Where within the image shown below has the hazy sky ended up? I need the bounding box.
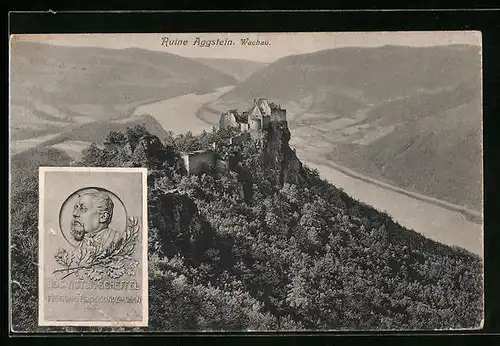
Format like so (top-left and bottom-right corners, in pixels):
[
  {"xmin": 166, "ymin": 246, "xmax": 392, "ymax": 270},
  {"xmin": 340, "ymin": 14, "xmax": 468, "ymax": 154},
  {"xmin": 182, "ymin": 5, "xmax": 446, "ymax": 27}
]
[{"xmin": 13, "ymin": 31, "xmax": 481, "ymax": 63}]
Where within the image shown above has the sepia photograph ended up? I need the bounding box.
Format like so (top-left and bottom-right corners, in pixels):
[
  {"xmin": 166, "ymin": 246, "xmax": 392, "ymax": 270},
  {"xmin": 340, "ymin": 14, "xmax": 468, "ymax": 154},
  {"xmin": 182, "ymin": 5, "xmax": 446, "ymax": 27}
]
[{"xmin": 9, "ymin": 31, "xmax": 483, "ymax": 332}]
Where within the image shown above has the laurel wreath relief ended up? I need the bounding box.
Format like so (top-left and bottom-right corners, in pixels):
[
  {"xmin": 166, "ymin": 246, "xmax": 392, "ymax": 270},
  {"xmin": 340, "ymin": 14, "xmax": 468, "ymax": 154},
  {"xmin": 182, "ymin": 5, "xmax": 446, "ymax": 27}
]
[{"xmin": 53, "ymin": 216, "xmax": 140, "ymax": 281}]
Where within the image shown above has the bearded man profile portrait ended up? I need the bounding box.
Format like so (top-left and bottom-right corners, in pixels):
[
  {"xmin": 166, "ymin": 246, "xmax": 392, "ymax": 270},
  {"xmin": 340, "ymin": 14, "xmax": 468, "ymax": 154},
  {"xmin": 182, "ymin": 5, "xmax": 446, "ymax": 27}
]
[{"xmin": 70, "ymin": 188, "xmax": 121, "ymax": 249}]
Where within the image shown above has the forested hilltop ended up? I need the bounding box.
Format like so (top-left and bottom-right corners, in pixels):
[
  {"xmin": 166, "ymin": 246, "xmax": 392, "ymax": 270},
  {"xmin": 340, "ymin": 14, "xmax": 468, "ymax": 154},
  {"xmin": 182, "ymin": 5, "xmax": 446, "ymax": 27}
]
[{"xmin": 10, "ymin": 119, "xmax": 483, "ymax": 331}]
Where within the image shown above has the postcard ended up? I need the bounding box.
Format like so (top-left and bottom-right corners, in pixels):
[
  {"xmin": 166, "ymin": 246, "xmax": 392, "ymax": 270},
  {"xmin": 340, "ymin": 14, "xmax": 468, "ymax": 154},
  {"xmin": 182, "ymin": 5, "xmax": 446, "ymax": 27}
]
[{"xmin": 9, "ymin": 32, "xmax": 483, "ymax": 332}]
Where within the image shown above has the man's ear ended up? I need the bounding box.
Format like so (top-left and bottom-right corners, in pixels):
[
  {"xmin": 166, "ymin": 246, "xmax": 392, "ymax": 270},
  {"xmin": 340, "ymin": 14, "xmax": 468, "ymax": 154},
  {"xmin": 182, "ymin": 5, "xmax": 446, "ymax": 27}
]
[{"xmin": 99, "ymin": 212, "xmax": 109, "ymax": 223}]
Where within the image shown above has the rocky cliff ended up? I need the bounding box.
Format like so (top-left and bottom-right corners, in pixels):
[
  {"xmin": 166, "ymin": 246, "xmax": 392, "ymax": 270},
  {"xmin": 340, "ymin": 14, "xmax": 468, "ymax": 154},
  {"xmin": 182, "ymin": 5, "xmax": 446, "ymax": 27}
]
[{"xmin": 260, "ymin": 120, "xmax": 304, "ymax": 186}]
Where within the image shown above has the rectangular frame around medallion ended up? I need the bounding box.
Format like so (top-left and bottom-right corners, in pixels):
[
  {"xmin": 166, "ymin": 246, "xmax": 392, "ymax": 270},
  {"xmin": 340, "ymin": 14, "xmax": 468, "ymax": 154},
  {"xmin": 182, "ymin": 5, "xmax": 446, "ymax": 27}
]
[{"xmin": 37, "ymin": 166, "xmax": 149, "ymax": 327}]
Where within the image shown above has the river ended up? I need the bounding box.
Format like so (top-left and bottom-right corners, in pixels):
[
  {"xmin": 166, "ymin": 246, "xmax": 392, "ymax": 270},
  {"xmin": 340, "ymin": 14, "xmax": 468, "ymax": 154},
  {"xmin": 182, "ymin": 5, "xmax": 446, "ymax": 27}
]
[
  {"xmin": 296, "ymin": 153, "xmax": 482, "ymax": 256},
  {"xmin": 132, "ymin": 86, "xmax": 483, "ymax": 257},
  {"xmin": 133, "ymin": 86, "xmax": 234, "ymax": 135}
]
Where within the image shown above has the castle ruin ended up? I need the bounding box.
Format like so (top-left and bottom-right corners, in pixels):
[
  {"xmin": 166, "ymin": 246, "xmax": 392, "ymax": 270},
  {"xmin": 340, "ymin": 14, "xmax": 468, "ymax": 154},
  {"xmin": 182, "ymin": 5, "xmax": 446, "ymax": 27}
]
[
  {"xmin": 181, "ymin": 149, "xmax": 216, "ymax": 175},
  {"xmin": 183, "ymin": 98, "xmax": 286, "ymax": 175},
  {"xmin": 219, "ymin": 98, "xmax": 287, "ymax": 133}
]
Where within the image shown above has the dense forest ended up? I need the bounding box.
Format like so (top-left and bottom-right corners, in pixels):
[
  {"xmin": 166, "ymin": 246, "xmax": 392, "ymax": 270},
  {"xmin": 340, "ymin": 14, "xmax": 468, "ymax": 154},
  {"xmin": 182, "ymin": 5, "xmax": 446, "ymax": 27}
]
[{"xmin": 10, "ymin": 120, "xmax": 483, "ymax": 331}]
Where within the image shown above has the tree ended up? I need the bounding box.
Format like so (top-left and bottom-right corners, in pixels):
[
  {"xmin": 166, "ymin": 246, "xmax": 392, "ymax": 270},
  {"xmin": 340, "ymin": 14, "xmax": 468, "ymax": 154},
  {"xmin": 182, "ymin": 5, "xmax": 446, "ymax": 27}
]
[
  {"xmin": 104, "ymin": 131, "xmax": 127, "ymax": 146},
  {"xmin": 125, "ymin": 124, "xmax": 149, "ymax": 148},
  {"xmin": 9, "ymin": 121, "xmax": 484, "ymax": 332},
  {"xmin": 78, "ymin": 143, "xmax": 106, "ymax": 166}
]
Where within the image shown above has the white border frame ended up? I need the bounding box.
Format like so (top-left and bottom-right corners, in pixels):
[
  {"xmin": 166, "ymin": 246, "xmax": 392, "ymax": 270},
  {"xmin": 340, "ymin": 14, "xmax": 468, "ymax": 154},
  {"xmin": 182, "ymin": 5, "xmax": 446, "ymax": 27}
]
[{"xmin": 38, "ymin": 166, "xmax": 148, "ymax": 327}]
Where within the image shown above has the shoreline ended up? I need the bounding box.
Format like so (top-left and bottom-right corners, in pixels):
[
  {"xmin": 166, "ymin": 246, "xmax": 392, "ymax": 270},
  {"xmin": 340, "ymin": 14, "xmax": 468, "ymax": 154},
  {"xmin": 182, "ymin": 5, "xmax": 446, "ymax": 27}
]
[
  {"xmin": 194, "ymin": 98, "xmax": 482, "ymax": 226},
  {"xmin": 298, "ymin": 153, "xmax": 483, "ymax": 225}
]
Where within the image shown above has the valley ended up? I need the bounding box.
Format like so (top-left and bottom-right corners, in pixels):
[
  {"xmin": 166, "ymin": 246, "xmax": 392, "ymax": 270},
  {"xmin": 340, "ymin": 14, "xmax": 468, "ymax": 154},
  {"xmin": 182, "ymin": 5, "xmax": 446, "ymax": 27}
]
[
  {"xmin": 9, "ymin": 42, "xmax": 483, "ymax": 256},
  {"xmin": 207, "ymin": 44, "xmax": 483, "ymax": 211},
  {"xmin": 122, "ymin": 87, "xmax": 483, "ymax": 256}
]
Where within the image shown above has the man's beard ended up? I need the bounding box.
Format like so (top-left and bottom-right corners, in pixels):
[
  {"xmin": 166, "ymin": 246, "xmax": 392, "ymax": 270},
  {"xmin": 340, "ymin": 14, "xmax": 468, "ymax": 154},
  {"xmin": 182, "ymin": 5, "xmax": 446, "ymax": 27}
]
[{"xmin": 70, "ymin": 220, "xmax": 85, "ymax": 241}]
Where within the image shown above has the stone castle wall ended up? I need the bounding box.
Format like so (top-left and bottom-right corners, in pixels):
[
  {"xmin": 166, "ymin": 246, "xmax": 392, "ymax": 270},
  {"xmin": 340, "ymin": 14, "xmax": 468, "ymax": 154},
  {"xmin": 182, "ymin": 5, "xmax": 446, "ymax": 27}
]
[
  {"xmin": 271, "ymin": 109, "xmax": 286, "ymax": 122},
  {"xmin": 219, "ymin": 99, "xmax": 287, "ymax": 133},
  {"xmin": 230, "ymin": 132, "xmax": 251, "ymax": 146},
  {"xmin": 220, "ymin": 112, "xmax": 238, "ymax": 128},
  {"xmin": 183, "ymin": 150, "xmax": 216, "ymax": 174}
]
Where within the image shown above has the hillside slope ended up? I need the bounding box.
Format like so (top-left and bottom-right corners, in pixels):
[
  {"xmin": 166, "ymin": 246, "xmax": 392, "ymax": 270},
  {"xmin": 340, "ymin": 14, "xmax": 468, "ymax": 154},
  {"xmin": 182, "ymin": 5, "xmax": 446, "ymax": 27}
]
[
  {"xmin": 331, "ymin": 97, "xmax": 482, "ymax": 209},
  {"xmin": 218, "ymin": 45, "xmax": 479, "ymax": 107},
  {"xmin": 204, "ymin": 45, "xmax": 482, "ymax": 210},
  {"xmin": 9, "ymin": 41, "xmax": 237, "ymax": 141},
  {"xmin": 10, "ymin": 121, "xmax": 483, "ymax": 331},
  {"xmin": 10, "ymin": 146, "xmax": 72, "ymax": 195},
  {"xmin": 40, "ymin": 114, "xmax": 170, "ymax": 147},
  {"xmin": 194, "ymin": 58, "xmax": 269, "ymax": 81}
]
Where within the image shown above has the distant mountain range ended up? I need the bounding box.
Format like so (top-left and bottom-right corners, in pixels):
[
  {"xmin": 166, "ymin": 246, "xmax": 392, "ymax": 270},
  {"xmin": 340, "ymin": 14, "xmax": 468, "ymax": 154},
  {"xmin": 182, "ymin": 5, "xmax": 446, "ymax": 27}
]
[
  {"xmin": 204, "ymin": 44, "xmax": 482, "ymax": 210},
  {"xmin": 216, "ymin": 44, "xmax": 480, "ymax": 108},
  {"xmin": 194, "ymin": 58, "xmax": 269, "ymax": 81},
  {"xmin": 10, "ymin": 41, "xmax": 236, "ymax": 141}
]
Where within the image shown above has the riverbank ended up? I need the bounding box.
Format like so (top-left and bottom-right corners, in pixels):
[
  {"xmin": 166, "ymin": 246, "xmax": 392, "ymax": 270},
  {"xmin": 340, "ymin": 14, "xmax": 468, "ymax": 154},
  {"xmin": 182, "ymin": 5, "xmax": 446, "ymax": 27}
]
[
  {"xmin": 299, "ymin": 153, "xmax": 482, "ymax": 224},
  {"xmin": 296, "ymin": 151, "xmax": 482, "ymax": 256}
]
